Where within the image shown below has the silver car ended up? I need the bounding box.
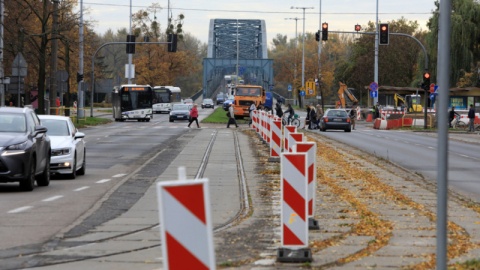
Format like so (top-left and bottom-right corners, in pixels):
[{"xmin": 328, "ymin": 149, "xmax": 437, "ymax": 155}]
[{"xmin": 38, "ymin": 115, "xmax": 86, "ymax": 179}]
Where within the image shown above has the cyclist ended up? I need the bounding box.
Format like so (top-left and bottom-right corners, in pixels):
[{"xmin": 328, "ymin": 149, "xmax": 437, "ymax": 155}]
[{"xmin": 284, "ymin": 104, "xmax": 295, "ymax": 125}]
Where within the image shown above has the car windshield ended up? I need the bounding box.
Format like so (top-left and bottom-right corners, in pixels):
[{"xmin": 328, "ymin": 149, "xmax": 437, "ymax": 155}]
[
  {"xmin": 41, "ymin": 119, "xmax": 70, "ymax": 136},
  {"xmin": 327, "ymin": 110, "xmax": 347, "ymax": 117},
  {"xmin": 184, "ymin": 99, "xmax": 193, "ymax": 103},
  {"xmin": 204, "ymin": 99, "xmax": 213, "ymax": 103},
  {"xmin": 0, "ymin": 113, "xmax": 26, "ymax": 133},
  {"xmin": 173, "ymin": 104, "xmax": 190, "ymax": 111}
]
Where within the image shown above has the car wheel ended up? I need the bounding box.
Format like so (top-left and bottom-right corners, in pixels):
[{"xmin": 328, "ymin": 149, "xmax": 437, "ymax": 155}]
[
  {"xmin": 77, "ymin": 149, "xmax": 86, "ymax": 176},
  {"xmin": 36, "ymin": 155, "xmax": 50, "ymax": 186},
  {"xmin": 20, "ymin": 157, "xmax": 36, "ymax": 191},
  {"xmin": 169, "ymin": 119, "xmax": 174, "ymax": 122},
  {"xmin": 68, "ymin": 154, "xmax": 77, "ymax": 179},
  {"xmin": 345, "ymin": 128, "xmax": 351, "ymax": 132}
]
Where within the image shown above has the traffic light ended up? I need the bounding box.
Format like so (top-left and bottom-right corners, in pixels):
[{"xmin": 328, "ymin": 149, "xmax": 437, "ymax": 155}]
[
  {"xmin": 321, "ymin": 22, "xmax": 328, "ymax": 41},
  {"xmin": 379, "ymin": 23, "xmax": 389, "ymax": 45},
  {"xmin": 167, "ymin": 33, "xmax": 178, "ymax": 53},
  {"xmin": 355, "ymin": 24, "xmax": 361, "ymax": 32},
  {"xmin": 423, "ymin": 72, "xmax": 431, "ymax": 90},
  {"xmin": 76, "ymin": 72, "xmax": 84, "ymax": 83},
  {"xmin": 126, "ymin": 34, "xmax": 136, "ymax": 54},
  {"xmin": 315, "ymin": 30, "xmax": 320, "ymax": 41}
]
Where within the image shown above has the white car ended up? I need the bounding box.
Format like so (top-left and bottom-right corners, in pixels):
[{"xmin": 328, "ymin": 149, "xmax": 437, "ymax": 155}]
[{"xmin": 38, "ymin": 115, "xmax": 86, "ymax": 179}]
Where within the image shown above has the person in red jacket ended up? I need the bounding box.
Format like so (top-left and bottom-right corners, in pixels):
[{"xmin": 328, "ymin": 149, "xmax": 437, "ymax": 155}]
[{"xmin": 188, "ymin": 103, "xmax": 200, "ymax": 128}]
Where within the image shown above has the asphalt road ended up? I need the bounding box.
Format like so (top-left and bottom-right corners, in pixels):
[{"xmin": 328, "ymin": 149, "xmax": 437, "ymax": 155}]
[{"xmin": 0, "ymin": 110, "xmax": 207, "ymax": 256}]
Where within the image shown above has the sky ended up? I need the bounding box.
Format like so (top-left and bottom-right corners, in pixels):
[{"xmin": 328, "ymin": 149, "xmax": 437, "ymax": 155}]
[{"xmin": 82, "ymin": 0, "xmax": 437, "ymax": 45}]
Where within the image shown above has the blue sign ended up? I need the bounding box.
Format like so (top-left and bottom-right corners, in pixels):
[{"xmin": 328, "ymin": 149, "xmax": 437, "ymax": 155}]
[
  {"xmin": 370, "ymin": 90, "xmax": 378, "ymax": 98},
  {"xmin": 288, "ymin": 84, "xmax": 292, "ymax": 92},
  {"xmin": 300, "ymin": 90, "xmax": 306, "ymax": 96},
  {"xmin": 369, "ymin": 82, "xmax": 378, "ymax": 92},
  {"xmin": 269, "ymin": 85, "xmax": 273, "ymax": 91}
]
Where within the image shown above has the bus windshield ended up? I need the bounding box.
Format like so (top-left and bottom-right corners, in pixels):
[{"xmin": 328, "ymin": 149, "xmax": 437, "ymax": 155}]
[
  {"xmin": 121, "ymin": 86, "xmax": 153, "ymax": 110},
  {"xmin": 153, "ymin": 89, "xmax": 172, "ymax": 104},
  {"xmin": 236, "ymin": 87, "xmax": 261, "ymax": 97}
]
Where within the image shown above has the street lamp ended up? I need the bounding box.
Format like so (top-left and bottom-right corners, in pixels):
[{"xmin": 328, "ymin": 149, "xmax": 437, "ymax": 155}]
[
  {"xmin": 291, "ymin": 6, "xmax": 313, "ymax": 108},
  {"xmin": 317, "ymin": 0, "xmax": 323, "ymax": 110},
  {"xmin": 285, "ymin": 17, "xmax": 303, "ymax": 103}
]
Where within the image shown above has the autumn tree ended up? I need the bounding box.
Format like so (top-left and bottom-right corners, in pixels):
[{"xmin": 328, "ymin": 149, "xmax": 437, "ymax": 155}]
[{"xmin": 427, "ymin": 0, "xmax": 480, "ymax": 87}]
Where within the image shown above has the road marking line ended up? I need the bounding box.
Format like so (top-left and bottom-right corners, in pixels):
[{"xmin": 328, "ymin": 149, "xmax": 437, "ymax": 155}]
[
  {"xmin": 8, "ymin": 206, "xmax": 33, "ymax": 214},
  {"xmin": 42, "ymin": 195, "xmax": 64, "ymax": 202},
  {"xmin": 74, "ymin": 186, "xmax": 90, "ymax": 191},
  {"xmin": 96, "ymin": 179, "xmax": 111, "ymax": 183},
  {"xmin": 112, "ymin": 174, "xmax": 126, "ymax": 178},
  {"xmin": 428, "ymin": 146, "xmax": 435, "ymax": 149},
  {"xmin": 459, "ymin": 154, "xmax": 470, "ymax": 158}
]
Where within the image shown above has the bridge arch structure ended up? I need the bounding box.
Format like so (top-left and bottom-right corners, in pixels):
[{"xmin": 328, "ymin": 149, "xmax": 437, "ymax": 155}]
[{"xmin": 202, "ymin": 19, "xmax": 274, "ymax": 98}]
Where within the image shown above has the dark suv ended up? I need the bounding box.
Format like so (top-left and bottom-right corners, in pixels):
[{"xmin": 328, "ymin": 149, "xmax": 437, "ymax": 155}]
[{"xmin": 0, "ymin": 107, "xmax": 51, "ymax": 191}]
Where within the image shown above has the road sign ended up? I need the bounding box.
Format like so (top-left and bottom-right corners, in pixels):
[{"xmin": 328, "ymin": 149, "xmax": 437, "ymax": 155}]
[
  {"xmin": 429, "ymin": 83, "xmax": 435, "ymax": 93},
  {"xmin": 370, "ymin": 90, "xmax": 378, "ymax": 98},
  {"xmin": 305, "ymin": 80, "xmax": 315, "ymax": 96},
  {"xmin": 300, "ymin": 90, "xmax": 306, "ymax": 96},
  {"xmin": 369, "ymin": 82, "xmax": 378, "ymax": 92},
  {"xmin": 288, "ymin": 84, "xmax": 292, "ymax": 92}
]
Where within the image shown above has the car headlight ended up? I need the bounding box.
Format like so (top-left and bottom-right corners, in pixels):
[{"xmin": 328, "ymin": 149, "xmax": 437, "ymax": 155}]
[
  {"xmin": 52, "ymin": 148, "xmax": 71, "ymax": 156},
  {"xmin": 6, "ymin": 141, "xmax": 28, "ymax": 151}
]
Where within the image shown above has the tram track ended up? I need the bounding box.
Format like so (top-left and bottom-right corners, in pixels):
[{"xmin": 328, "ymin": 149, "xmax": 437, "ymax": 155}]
[{"xmin": 2, "ymin": 129, "xmax": 251, "ymax": 269}]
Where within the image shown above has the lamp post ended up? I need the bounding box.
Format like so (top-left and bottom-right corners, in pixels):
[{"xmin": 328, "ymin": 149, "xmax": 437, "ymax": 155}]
[
  {"xmin": 127, "ymin": 0, "xmax": 133, "ymax": 84},
  {"xmin": 374, "ymin": 0, "xmax": 379, "ymax": 105},
  {"xmin": 291, "ymin": 6, "xmax": 313, "ymax": 108},
  {"xmin": 285, "ymin": 17, "xmax": 303, "ymax": 104}
]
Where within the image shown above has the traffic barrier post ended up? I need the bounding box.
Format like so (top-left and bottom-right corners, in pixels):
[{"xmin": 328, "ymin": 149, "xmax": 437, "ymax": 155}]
[
  {"xmin": 288, "ymin": 132, "xmax": 304, "ymax": 153},
  {"xmin": 157, "ymin": 174, "xmax": 216, "ymax": 270},
  {"xmin": 296, "ymin": 142, "xmax": 319, "ymax": 230},
  {"xmin": 269, "ymin": 119, "xmax": 282, "ymax": 162},
  {"xmin": 277, "ymin": 152, "xmax": 312, "ymax": 263},
  {"xmin": 283, "ymin": 125, "xmax": 297, "ymax": 153}
]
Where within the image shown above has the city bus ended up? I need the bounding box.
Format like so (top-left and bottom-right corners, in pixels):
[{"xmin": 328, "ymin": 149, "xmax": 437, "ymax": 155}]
[
  {"xmin": 152, "ymin": 86, "xmax": 173, "ymax": 113},
  {"xmin": 112, "ymin": 84, "xmax": 154, "ymax": 122}
]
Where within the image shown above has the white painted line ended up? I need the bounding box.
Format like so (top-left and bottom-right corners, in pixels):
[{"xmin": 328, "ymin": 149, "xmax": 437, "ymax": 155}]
[
  {"xmin": 112, "ymin": 174, "xmax": 126, "ymax": 178},
  {"xmin": 96, "ymin": 179, "xmax": 111, "ymax": 184},
  {"xmin": 8, "ymin": 206, "xmax": 33, "ymax": 214},
  {"xmin": 42, "ymin": 195, "xmax": 64, "ymax": 202},
  {"xmin": 74, "ymin": 186, "xmax": 90, "ymax": 191},
  {"xmin": 428, "ymin": 146, "xmax": 435, "ymax": 149},
  {"xmin": 459, "ymin": 154, "xmax": 470, "ymax": 158}
]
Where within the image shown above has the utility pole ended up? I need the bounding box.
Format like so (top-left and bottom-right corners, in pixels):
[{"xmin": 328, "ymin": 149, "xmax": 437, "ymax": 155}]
[
  {"xmin": 373, "ymin": 0, "xmax": 379, "ymax": 105},
  {"xmin": 49, "ymin": 0, "xmax": 59, "ymax": 114},
  {"xmin": 78, "ymin": 0, "xmax": 84, "ymax": 118},
  {"xmin": 0, "ymin": 0, "xmax": 4, "ymax": 106},
  {"xmin": 317, "ymin": 0, "xmax": 323, "ymax": 110},
  {"xmin": 285, "ymin": 17, "xmax": 302, "ymax": 105}
]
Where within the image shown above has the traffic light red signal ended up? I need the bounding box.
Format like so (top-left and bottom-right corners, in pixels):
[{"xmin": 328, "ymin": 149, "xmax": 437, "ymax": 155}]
[
  {"xmin": 321, "ymin": 22, "xmax": 328, "ymax": 41},
  {"xmin": 355, "ymin": 24, "xmax": 361, "ymax": 32},
  {"xmin": 423, "ymin": 72, "xmax": 431, "ymax": 89},
  {"xmin": 379, "ymin": 23, "xmax": 389, "ymax": 45}
]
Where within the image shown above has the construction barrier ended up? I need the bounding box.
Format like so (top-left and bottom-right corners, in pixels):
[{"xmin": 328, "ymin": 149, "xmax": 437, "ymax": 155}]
[
  {"xmin": 266, "ymin": 113, "xmax": 272, "ymax": 144},
  {"xmin": 296, "ymin": 142, "xmax": 318, "ymax": 230},
  {"xmin": 366, "ymin": 113, "xmax": 373, "ymax": 122},
  {"xmin": 157, "ymin": 178, "xmax": 216, "ymax": 270},
  {"xmin": 278, "ymin": 152, "xmax": 312, "ymax": 262},
  {"xmin": 283, "ymin": 125, "xmax": 297, "ymax": 153},
  {"xmin": 288, "ymin": 132, "xmax": 304, "ymax": 153},
  {"xmin": 270, "ymin": 119, "xmax": 282, "ymax": 159},
  {"xmin": 252, "ymin": 109, "xmax": 258, "ymax": 131}
]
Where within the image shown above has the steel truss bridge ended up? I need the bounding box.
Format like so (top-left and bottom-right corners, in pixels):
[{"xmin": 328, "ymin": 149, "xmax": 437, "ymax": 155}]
[{"xmin": 202, "ymin": 19, "xmax": 273, "ymax": 98}]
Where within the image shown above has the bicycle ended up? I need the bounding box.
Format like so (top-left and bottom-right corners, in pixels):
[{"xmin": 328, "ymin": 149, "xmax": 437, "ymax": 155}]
[
  {"xmin": 451, "ymin": 117, "xmax": 467, "ymax": 130},
  {"xmin": 282, "ymin": 114, "xmax": 301, "ymax": 127}
]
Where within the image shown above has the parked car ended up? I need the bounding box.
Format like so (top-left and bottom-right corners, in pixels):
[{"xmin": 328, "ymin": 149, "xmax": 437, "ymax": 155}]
[
  {"xmin": 38, "ymin": 115, "xmax": 86, "ymax": 179},
  {"xmin": 0, "ymin": 107, "xmax": 51, "ymax": 191},
  {"xmin": 202, "ymin": 98, "xmax": 214, "ymax": 109},
  {"xmin": 169, "ymin": 104, "xmax": 193, "ymax": 122},
  {"xmin": 319, "ymin": 109, "xmax": 352, "ymax": 132},
  {"xmin": 216, "ymin": 93, "xmax": 226, "ymax": 105}
]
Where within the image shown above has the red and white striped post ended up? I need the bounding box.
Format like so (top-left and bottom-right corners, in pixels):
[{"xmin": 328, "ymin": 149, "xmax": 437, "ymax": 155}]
[
  {"xmin": 283, "ymin": 125, "xmax": 297, "ymax": 153},
  {"xmin": 266, "ymin": 113, "xmax": 272, "ymax": 144},
  {"xmin": 288, "ymin": 132, "xmax": 304, "ymax": 152},
  {"xmin": 252, "ymin": 110, "xmax": 258, "ymax": 131},
  {"xmin": 269, "ymin": 118, "xmax": 282, "ymax": 161},
  {"xmin": 157, "ymin": 179, "xmax": 216, "ymax": 270},
  {"xmin": 277, "ymin": 152, "xmax": 312, "ymax": 262},
  {"xmin": 296, "ymin": 142, "xmax": 319, "ymax": 230}
]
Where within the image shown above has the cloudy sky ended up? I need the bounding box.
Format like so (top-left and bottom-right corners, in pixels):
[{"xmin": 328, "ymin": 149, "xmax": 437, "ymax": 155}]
[{"xmin": 83, "ymin": 0, "xmax": 437, "ymax": 45}]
